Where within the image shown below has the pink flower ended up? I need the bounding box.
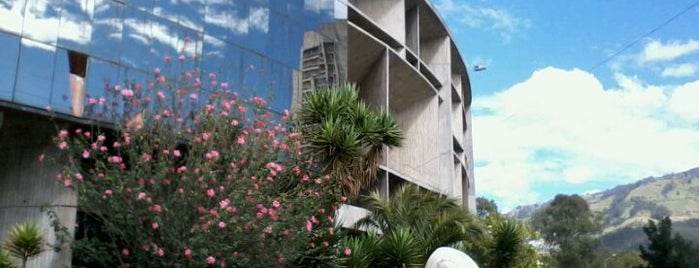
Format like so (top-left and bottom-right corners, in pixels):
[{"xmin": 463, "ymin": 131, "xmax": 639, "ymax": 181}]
[
  {"xmin": 219, "ymin": 199, "xmax": 230, "ymax": 208},
  {"xmin": 81, "ymin": 150, "xmax": 90, "ymax": 159},
  {"xmin": 344, "ymin": 248, "xmax": 352, "ymax": 256},
  {"xmin": 97, "ymin": 135, "xmax": 106, "ymax": 142},
  {"xmin": 152, "ymin": 204, "xmax": 162, "ymax": 213},
  {"xmin": 206, "ymin": 188, "xmax": 215, "ymax": 197},
  {"xmin": 174, "ymin": 150, "xmax": 181, "ymax": 157},
  {"xmin": 120, "ymin": 89, "xmax": 134, "ymax": 97},
  {"xmin": 205, "ymin": 150, "xmax": 219, "ymax": 160},
  {"xmin": 137, "ymin": 192, "xmax": 147, "ymax": 200},
  {"xmin": 236, "ymin": 136, "xmax": 245, "ymax": 145},
  {"xmin": 178, "ymin": 54, "xmax": 185, "ymax": 61},
  {"xmin": 64, "ymin": 179, "xmax": 72, "ymax": 187},
  {"xmin": 272, "ymin": 200, "xmax": 281, "ymax": 208},
  {"xmin": 58, "ymin": 129, "xmax": 68, "ymax": 139},
  {"xmin": 105, "ymin": 189, "xmax": 113, "ymax": 196},
  {"xmin": 184, "ymin": 248, "xmax": 192, "ymax": 258},
  {"xmin": 151, "ymin": 221, "xmax": 159, "ymax": 229},
  {"xmin": 114, "ymin": 85, "xmax": 121, "ymax": 91},
  {"xmin": 75, "ymin": 173, "xmax": 83, "ymax": 181},
  {"xmin": 218, "ymin": 221, "xmax": 226, "ymax": 228},
  {"xmin": 189, "ymin": 93, "xmax": 198, "ymax": 99},
  {"xmin": 122, "ymin": 249, "xmax": 130, "ymax": 256},
  {"xmin": 45, "ymin": 106, "xmax": 52, "ymax": 112},
  {"xmin": 305, "ymin": 220, "xmax": 312, "ymax": 233},
  {"xmin": 206, "ymin": 256, "xmax": 216, "ymax": 265},
  {"xmin": 58, "ymin": 141, "xmax": 68, "ymax": 150},
  {"xmin": 154, "ymin": 67, "xmax": 161, "ymax": 74},
  {"xmin": 156, "ymin": 248, "xmax": 164, "ymax": 257},
  {"xmin": 157, "ymin": 91, "xmax": 166, "ymax": 99},
  {"xmin": 231, "ymin": 119, "xmax": 239, "ymax": 126},
  {"xmin": 202, "ymin": 132, "xmax": 211, "ymax": 141},
  {"xmin": 141, "ymin": 153, "xmax": 152, "ymax": 161},
  {"xmin": 164, "ymin": 56, "xmax": 171, "ymax": 63},
  {"xmin": 38, "ymin": 154, "xmax": 45, "ymax": 162},
  {"xmin": 322, "ymin": 241, "xmax": 329, "ymax": 247}
]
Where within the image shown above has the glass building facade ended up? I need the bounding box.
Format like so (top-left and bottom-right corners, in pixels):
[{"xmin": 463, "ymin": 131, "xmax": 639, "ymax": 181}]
[{"xmin": 0, "ymin": 0, "xmax": 348, "ymax": 117}]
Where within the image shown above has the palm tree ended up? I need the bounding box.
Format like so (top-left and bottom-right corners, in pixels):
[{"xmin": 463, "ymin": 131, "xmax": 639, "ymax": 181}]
[
  {"xmin": 339, "ymin": 185, "xmax": 485, "ymax": 267},
  {"xmin": 488, "ymin": 219, "xmax": 525, "ymax": 268},
  {"xmin": 3, "ymin": 221, "xmax": 45, "ymax": 268},
  {"xmin": 296, "ymin": 83, "xmax": 403, "ymax": 199}
]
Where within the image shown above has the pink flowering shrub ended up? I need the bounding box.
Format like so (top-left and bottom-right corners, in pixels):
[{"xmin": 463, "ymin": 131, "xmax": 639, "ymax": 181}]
[{"xmin": 46, "ymin": 57, "xmax": 344, "ymax": 267}]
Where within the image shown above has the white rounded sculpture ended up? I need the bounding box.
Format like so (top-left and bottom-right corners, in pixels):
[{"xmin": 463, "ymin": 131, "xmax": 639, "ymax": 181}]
[{"xmin": 425, "ymin": 247, "xmax": 480, "ymax": 268}]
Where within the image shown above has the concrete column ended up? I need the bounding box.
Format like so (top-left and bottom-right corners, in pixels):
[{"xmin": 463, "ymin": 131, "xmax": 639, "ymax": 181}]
[{"xmin": 0, "ymin": 110, "xmax": 76, "ymax": 268}]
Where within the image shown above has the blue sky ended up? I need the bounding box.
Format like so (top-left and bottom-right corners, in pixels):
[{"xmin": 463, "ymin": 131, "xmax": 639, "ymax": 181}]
[{"xmin": 433, "ymin": 0, "xmax": 699, "ymax": 211}]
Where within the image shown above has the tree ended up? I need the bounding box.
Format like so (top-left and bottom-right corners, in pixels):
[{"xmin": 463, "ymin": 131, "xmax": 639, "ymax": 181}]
[
  {"xmin": 296, "ymin": 84, "xmax": 403, "ymax": 199},
  {"xmin": 337, "ymin": 185, "xmax": 485, "ymax": 267},
  {"xmin": 476, "ymin": 197, "xmax": 498, "ymax": 218},
  {"xmin": 639, "ymin": 217, "xmax": 699, "ymax": 268},
  {"xmin": 46, "ymin": 56, "xmax": 345, "ymax": 267},
  {"xmin": 531, "ymin": 194, "xmax": 600, "ymax": 268},
  {"xmin": 3, "ymin": 221, "xmax": 45, "ymax": 268}
]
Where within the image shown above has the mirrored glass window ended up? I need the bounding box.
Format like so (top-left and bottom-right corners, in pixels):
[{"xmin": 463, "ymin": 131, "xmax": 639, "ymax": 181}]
[
  {"xmin": 23, "ymin": 0, "xmax": 61, "ymax": 44},
  {"xmin": 152, "ymin": 0, "xmax": 178, "ymax": 24},
  {"xmin": 148, "ymin": 14, "xmax": 180, "ymax": 69},
  {"xmin": 202, "ymin": 36, "xmax": 242, "ymax": 92},
  {"xmin": 245, "ymin": 2, "xmax": 271, "ymax": 55},
  {"xmin": 266, "ymin": 62, "xmax": 292, "ymax": 112},
  {"xmin": 0, "ymin": 0, "xmax": 26, "ymax": 34},
  {"xmin": 179, "ymin": 0, "xmax": 204, "ymax": 31},
  {"xmin": 85, "ymin": 57, "xmax": 120, "ymax": 119},
  {"xmin": 121, "ymin": 7, "xmax": 152, "ymax": 70},
  {"xmin": 57, "ymin": 0, "xmax": 94, "ymax": 52},
  {"xmin": 203, "ymin": 0, "xmax": 236, "ymax": 43},
  {"xmin": 50, "ymin": 49, "xmax": 73, "ymax": 114},
  {"xmin": 128, "ymin": 0, "xmax": 153, "ymax": 12},
  {"xmin": 91, "ymin": 0, "xmax": 123, "ymax": 62},
  {"xmin": 0, "ymin": 32, "xmax": 20, "ymax": 100},
  {"xmin": 15, "ymin": 38, "xmax": 56, "ymax": 108}
]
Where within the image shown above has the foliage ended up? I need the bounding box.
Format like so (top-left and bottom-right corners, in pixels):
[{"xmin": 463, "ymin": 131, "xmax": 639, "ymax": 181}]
[
  {"xmin": 468, "ymin": 215, "xmax": 539, "ymax": 268},
  {"xmin": 0, "ymin": 249, "xmax": 15, "ymax": 268},
  {"xmin": 3, "ymin": 221, "xmax": 45, "ymax": 268},
  {"xmin": 531, "ymin": 194, "xmax": 601, "ymax": 268},
  {"xmin": 476, "ymin": 197, "xmax": 498, "ymax": 218},
  {"xmin": 639, "ymin": 217, "xmax": 699, "ymax": 268},
  {"xmin": 337, "ymin": 185, "xmax": 485, "ymax": 267},
  {"xmin": 296, "ymin": 83, "xmax": 403, "ymax": 199},
  {"xmin": 45, "ymin": 57, "xmax": 346, "ymax": 267},
  {"xmin": 604, "ymin": 251, "xmax": 646, "ymax": 268}
]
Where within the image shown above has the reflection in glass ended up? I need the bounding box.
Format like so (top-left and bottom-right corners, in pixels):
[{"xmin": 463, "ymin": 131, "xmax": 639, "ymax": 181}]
[
  {"xmin": 57, "ymin": 0, "xmax": 95, "ymax": 52},
  {"xmin": 50, "ymin": 49, "xmax": 72, "ymax": 114},
  {"xmin": 0, "ymin": 0, "xmax": 26, "ymax": 34},
  {"xmin": 86, "ymin": 58, "xmax": 120, "ymax": 119},
  {"xmin": 122, "ymin": 8, "xmax": 151, "ymax": 70},
  {"xmin": 23, "ymin": 0, "xmax": 61, "ymax": 44},
  {"xmin": 148, "ymin": 14, "xmax": 180, "ymax": 68},
  {"xmin": 0, "ymin": 32, "xmax": 20, "ymax": 100},
  {"xmin": 15, "ymin": 38, "xmax": 56, "ymax": 108},
  {"xmin": 179, "ymin": 0, "xmax": 204, "ymax": 31},
  {"xmin": 91, "ymin": 0, "xmax": 123, "ymax": 61}
]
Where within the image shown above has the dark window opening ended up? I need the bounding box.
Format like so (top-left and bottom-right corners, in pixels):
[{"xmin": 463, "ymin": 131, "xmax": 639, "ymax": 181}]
[{"xmin": 68, "ymin": 50, "xmax": 88, "ymax": 77}]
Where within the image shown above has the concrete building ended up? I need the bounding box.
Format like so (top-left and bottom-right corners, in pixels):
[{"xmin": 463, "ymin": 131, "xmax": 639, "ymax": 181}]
[{"xmin": 0, "ymin": 0, "xmax": 473, "ymax": 266}]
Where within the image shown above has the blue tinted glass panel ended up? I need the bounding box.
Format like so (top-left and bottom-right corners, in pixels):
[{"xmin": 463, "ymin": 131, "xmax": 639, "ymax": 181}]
[
  {"xmin": 91, "ymin": 0, "xmax": 123, "ymax": 61},
  {"xmin": 0, "ymin": 0, "xmax": 26, "ymax": 34},
  {"xmin": 121, "ymin": 7, "xmax": 151, "ymax": 70},
  {"xmin": 240, "ymin": 50, "xmax": 271, "ymax": 98},
  {"xmin": 267, "ymin": 62, "xmax": 292, "ymax": 112},
  {"xmin": 203, "ymin": 1, "xmax": 235, "ymax": 43},
  {"xmin": 85, "ymin": 57, "xmax": 120, "ymax": 119},
  {"xmin": 15, "ymin": 38, "xmax": 56, "ymax": 108},
  {"xmin": 0, "ymin": 32, "xmax": 20, "ymax": 100},
  {"xmin": 50, "ymin": 49, "xmax": 72, "ymax": 114},
  {"xmin": 179, "ymin": 0, "xmax": 204, "ymax": 31},
  {"xmin": 202, "ymin": 36, "xmax": 242, "ymax": 92},
  {"xmin": 23, "ymin": 0, "xmax": 61, "ymax": 44},
  {"xmin": 57, "ymin": 0, "xmax": 94, "ymax": 52},
  {"xmin": 245, "ymin": 3, "xmax": 270, "ymax": 55},
  {"xmin": 152, "ymin": 0, "xmax": 178, "ymax": 24},
  {"xmin": 128, "ymin": 0, "xmax": 153, "ymax": 12},
  {"xmin": 148, "ymin": 14, "xmax": 179, "ymax": 69}
]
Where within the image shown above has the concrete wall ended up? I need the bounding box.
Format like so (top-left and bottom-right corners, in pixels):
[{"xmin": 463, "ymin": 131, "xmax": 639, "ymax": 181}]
[{"xmin": 0, "ymin": 109, "xmax": 76, "ymax": 268}]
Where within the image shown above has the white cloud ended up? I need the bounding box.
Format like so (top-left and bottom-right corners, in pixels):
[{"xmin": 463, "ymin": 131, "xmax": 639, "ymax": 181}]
[
  {"xmin": 434, "ymin": 0, "xmax": 531, "ymax": 43},
  {"xmin": 474, "ymin": 67, "xmax": 699, "ymax": 211},
  {"xmin": 641, "ymin": 39, "xmax": 699, "ymax": 63},
  {"xmin": 661, "ymin": 63, "xmax": 698, "ymax": 78}
]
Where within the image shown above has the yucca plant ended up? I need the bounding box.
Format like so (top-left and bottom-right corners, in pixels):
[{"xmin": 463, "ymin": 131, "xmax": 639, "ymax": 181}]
[
  {"xmin": 489, "ymin": 219, "xmax": 524, "ymax": 268},
  {"xmin": 0, "ymin": 248, "xmax": 16, "ymax": 268},
  {"xmin": 4, "ymin": 221, "xmax": 45, "ymax": 268}
]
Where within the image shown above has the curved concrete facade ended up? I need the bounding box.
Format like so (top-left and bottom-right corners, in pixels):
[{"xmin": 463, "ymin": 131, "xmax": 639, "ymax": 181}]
[{"xmin": 342, "ymin": 0, "xmax": 475, "ymax": 212}]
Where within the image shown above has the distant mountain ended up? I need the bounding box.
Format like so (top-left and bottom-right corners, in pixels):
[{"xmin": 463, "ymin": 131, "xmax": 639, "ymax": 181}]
[{"xmin": 510, "ymin": 167, "xmax": 699, "ymax": 251}]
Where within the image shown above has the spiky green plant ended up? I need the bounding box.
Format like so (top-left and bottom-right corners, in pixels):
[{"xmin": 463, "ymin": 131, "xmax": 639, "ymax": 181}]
[
  {"xmin": 339, "ymin": 185, "xmax": 486, "ymax": 267},
  {"xmin": 0, "ymin": 248, "xmax": 16, "ymax": 268},
  {"xmin": 489, "ymin": 219, "xmax": 524, "ymax": 268},
  {"xmin": 3, "ymin": 221, "xmax": 44, "ymax": 268},
  {"xmin": 297, "ymin": 83, "xmax": 403, "ymax": 199}
]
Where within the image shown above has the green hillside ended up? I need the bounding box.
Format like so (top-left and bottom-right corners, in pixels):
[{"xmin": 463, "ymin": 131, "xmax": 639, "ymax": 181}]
[{"xmin": 511, "ymin": 167, "xmax": 699, "ymax": 251}]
